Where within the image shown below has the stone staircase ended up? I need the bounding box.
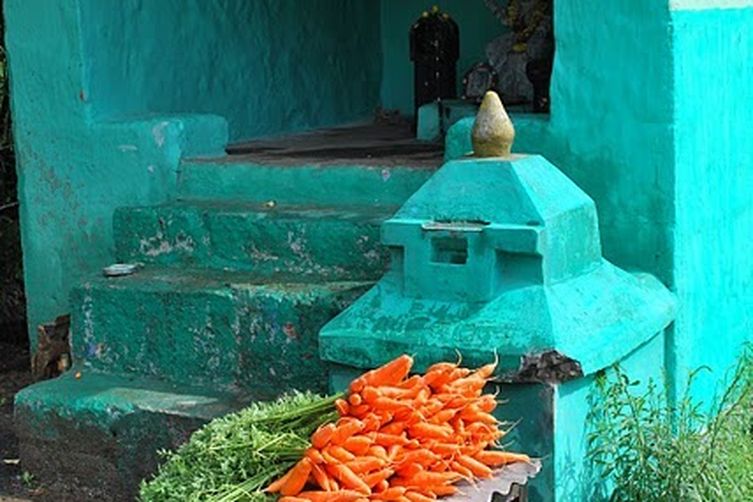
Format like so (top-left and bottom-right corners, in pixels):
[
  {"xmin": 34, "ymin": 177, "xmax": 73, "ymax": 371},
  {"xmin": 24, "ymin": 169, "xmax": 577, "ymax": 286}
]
[{"xmin": 14, "ymin": 151, "xmax": 436, "ymax": 500}]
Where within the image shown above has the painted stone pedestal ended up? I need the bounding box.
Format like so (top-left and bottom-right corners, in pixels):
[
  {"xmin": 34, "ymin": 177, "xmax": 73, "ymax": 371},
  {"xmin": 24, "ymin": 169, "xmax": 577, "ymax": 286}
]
[{"xmin": 320, "ymin": 155, "xmax": 675, "ymax": 501}]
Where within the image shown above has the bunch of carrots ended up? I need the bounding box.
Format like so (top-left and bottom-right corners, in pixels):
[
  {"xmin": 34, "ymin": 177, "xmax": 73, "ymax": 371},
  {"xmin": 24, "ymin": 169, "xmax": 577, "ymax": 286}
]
[{"xmin": 266, "ymin": 354, "xmax": 531, "ymax": 501}]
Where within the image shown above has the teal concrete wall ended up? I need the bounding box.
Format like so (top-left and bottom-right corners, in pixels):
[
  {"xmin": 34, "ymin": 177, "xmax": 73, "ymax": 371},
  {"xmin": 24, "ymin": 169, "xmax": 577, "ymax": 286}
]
[
  {"xmin": 80, "ymin": 0, "xmax": 382, "ymax": 142},
  {"xmin": 447, "ymin": 1, "xmax": 675, "ymax": 284},
  {"xmin": 380, "ymin": 1, "xmax": 508, "ymax": 115},
  {"xmin": 670, "ymin": 5, "xmax": 753, "ymax": 401},
  {"xmin": 5, "ymin": 0, "xmax": 227, "ymax": 348}
]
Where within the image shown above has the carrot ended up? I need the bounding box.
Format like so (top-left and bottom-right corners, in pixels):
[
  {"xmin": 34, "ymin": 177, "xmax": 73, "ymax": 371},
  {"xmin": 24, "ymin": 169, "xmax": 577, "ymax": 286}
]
[
  {"xmin": 375, "ymin": 432, "xmax": 411, "ymax": 446},
  {"xmin": 450, "ymin": 461, "xmax": 473, "ymax": 480},
  {"xmin": 348, "ymin": 393, "xmax": 363, "ymax": 406},
  {"xmin": 335, "ymin": 398, "xmax": 350, "ymax": 416},
  {"xmin": 456, "ymin": 454, "xmax": 493, "ymax": 479},
  {"xmin": 311, "ymin": 462, "xmax": 331, "ymax": 491},
  {"xmin": 346, "ymin": 456, "xmax": 385, "ymax": 474},
  {"xmin": 279, "ymin": 497, "xmax": 309, "ymax": 502},
  {"xmin": 363, "ymin": 468, "xmax": 394, "ymax": 488},
  {"xmin": 428, "ymin": 442, "xmax": 461, "ymax": 456},
  {"xmin": 362, "ymin": 413, "xmax": 384, "ymax": 432},
  {"xmin": 369, "ymin": 445, "xmax": 389, "ymax": 460},
  {"xmin": 405, "ymin": 491, "xmax": 436, "ymax": 502},
  {"xmin": 394, "ymin": 449, "xmax": 439, "ymax": 467},
  {"xmin": 297, "ymin": 490, "xmax": 365, "ymax": 501},
  {"xmin": 428, "ymin": 484, "xmax": 459, "ymax": 496},
  {"xmin": 380, "ymin": 421, "xmax": 406, "ymax": 435},
  {"xmin": 327, "ymin": 445, "xmax": 357, "ymax": 462},
  {"xmin": 349, "ymin": 404, "xmax": 371, "ymax": 418},
  {"xmin": 476, "ymin": 394, "xmax": 498, "ymax": 413},
  {"xmin": 475, "ymin": 450, "xmax": 532, "ymax": 466},
  {"xmin": 264, "ymin": 466, "xmax": 292, "ymax": 493},
  {"xmin": 325, "ymin": 463, "xmax": 372, "ymax": 495},
  {"xmin": 305, "ymin": 447, "xmax": 325, "ymax": 464},
  {"xmin": 398, "ymin": 375, "xmax": 423, "ymax": 389},
  {"xmin": 372, "ymin": 396, "xmax": 411, "ymax": 413},
  {"xmin": 408, "ymin": 423, "xmax": 453, "ymax": 440},
  {"xmin": 371, "ymin": 486, "xmax": 407, "ymax": 500},
  {"xmin": 311, "ymin": 423, "xmax": 336, "ymax": 449},
  {"xmin": 331, "ymin": 419, "xmax": 365, "ymax": 444},
  {"xmin": 428, "ymin": 408, "xmax": 457, "ymax": 424},
  {"xmin": 460, "ymin": 406, "xmax": 498, "ymax": 424},
  {"xmin": 342, "ymin": 435, "xmax": 372, "ymax": 455},
  {"xmin": 349, "ymin": 355, "xmax": 414, "ymax": 393},
  {"xmin": 396, "ymin": 463, "xmax": 424, "ymax": 478},
  {"xmin": 401, "ymin": 471, "xmax": 461, "ymax": 486},
  {"xmin": 279, "ymin": 458, "xmax": 313, "ymax": 496},
  {"xmin": 375, "ymin": 479, "xmax": 390, "ymax": 493}
]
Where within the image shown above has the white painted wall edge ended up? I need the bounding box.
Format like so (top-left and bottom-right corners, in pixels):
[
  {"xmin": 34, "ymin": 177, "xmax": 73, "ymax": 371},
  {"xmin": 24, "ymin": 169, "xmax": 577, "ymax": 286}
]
[{"xmin": 670, "ymin": 0, "xmax": 753, "ymax": 10}]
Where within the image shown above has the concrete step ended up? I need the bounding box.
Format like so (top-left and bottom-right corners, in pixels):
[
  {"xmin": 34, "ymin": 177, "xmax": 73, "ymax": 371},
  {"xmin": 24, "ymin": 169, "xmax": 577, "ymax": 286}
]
[
  {"xmin": 114, "ymin": 200, "xmax": 394, "ymax": 281},
  {"xmin": 14, "ymin": 370, "xmax": 249, "ymax": 502},
  {"xmin": 71, "ymin": 267, "xmax": 371, "ymax": 397},
  {"xmin": 178, "ymin": 158, "xmax": 434, "ymax": 206}
]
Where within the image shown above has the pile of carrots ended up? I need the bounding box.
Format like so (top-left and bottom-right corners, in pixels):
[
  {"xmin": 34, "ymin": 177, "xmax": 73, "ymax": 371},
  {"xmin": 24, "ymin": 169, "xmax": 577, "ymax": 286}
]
[{"xmin": 266, "ymin": 354, "xmax": 531, "ymax": 501}]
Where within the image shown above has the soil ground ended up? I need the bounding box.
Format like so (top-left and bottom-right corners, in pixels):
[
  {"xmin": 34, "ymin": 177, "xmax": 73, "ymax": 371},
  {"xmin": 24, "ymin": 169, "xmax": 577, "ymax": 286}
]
[{"xmin": 0, "ymin": 338, "xmax": 33, "ymax": 501}]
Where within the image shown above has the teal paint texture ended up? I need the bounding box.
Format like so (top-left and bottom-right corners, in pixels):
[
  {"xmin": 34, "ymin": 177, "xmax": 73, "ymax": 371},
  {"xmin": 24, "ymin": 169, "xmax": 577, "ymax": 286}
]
[
  {"xmin": 80, "ymin": 0, "xmax": 382, "ymax": 142},
  {"xmin": 670, "ymin": 7, "xmax": 753, "ymax": 402}
]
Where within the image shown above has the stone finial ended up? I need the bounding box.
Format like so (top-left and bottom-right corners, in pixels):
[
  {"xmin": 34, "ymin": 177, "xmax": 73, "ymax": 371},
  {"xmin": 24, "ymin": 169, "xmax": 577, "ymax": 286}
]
[{"xmin": 472, "ymin": 91, "xmax": 515, "ymax": 158}]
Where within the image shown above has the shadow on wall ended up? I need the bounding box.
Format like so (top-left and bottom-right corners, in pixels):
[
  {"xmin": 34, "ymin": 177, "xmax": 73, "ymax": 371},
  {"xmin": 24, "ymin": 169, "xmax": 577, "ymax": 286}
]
[{"xmin": 0, "ymin": 0, "xmax": 26, "ymax": 345}]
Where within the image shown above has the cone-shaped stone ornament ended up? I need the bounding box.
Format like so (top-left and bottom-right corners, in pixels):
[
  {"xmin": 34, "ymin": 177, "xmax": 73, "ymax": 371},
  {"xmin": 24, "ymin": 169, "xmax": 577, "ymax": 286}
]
[{"xmin": 472, "ymin": 91, "xmax": 515, "ymax": 157}]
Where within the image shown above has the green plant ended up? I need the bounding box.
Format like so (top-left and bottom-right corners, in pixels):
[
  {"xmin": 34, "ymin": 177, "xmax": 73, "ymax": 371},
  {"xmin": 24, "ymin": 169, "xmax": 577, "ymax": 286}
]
[
  {"xmin": 20, "ymin": 470, "xmax": 35, "ymax": 487},
  {"xmin": 139, "ymin": 391, "xmax": 339, "ymax": 502},
  {"xmin": 587, "ymin": 350, "xmax": 753, "ymax": 501}
]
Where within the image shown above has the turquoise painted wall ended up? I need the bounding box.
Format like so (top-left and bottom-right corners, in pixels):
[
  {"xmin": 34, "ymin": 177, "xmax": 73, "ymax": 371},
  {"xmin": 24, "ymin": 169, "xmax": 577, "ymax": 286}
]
[
  {"xmin": 5, "ymin": 0, "xmax": 227, "ymax": 348},
  {"xmin": 513, "ymin": 0, "xmax": 675, "ymax": 285},
  {"xmin": 670, "ymin": 6, "xmax": 753, "ymax": 402},
  {"xmin": 80, "ymin": 0, "xmax": 382, "ymax": 142},
  {"xmin": 380, "ymin": 1, "xmax": 508, "ymax": 115}
]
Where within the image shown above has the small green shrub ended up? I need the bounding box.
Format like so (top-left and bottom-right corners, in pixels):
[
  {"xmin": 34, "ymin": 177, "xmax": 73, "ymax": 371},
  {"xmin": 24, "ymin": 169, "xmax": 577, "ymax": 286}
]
[{"xmin": 588, "ymin": 351, "xmax": 753, "ymax": 501}]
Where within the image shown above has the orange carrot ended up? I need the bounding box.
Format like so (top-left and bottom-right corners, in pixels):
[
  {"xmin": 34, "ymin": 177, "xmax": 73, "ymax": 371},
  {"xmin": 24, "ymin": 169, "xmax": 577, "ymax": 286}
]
[
  {"xmin": 305, "ymin": 447, "xmax": 325, "ymax": 464},
  {"xmin": 325, "ymin": 463, "xmax": 372, "ymax": 495},
  {"xmin": 405, "ymin": 491, "xmax": 436, "ymax": 502},
  {"xmin": 264, "ymin": 466, "xmax": 292, "ymax": 493},
  {"xmin": 475, "ymin": 450, "xmax": 532, "ymax": 467},
  {"xmin": 346, "ymin": 456, "xmax": 385, "ymax": 474},
  {"xmin": 331, "ymin": 419, "xmax": 365, "ymax": 444},
  {"xmin": 396, "ymin": 463, "xmax": 424, "ymax": 478},
  {"xmin": 342, "ymin": 435, "xmax": 372, "ymax": 455},
  {"xmin": 349, "ymin": 355, "xmax": 414, "ymax": 393},
  {"xmin": 456, "ymin": 454, "xmax": 493, "ymax": 479},
  {"xmin": 375, "ymin": 479, "xmax": 390, "ymax": 493},
  {"xmin": 348, "ymin": 393, "xmax": 363, "ymax": 406},
  {"xmin": 279, "ymin": 458, "xmax": 313, "ymax": 496},
  {"xmin": 279, "ymin": 497, "xmax": 309, "ymax": 502},
  {"xmin": 335, "ymin": 398, "xmax": 350, "ymax": 416},
  {"xmin": 428, "ymin": 484, "xmax": 459, "ymax": 496},
  {"xmin": 297, "ymin": 490, "xmax": 365, "ymax": 501},
  {"xmin": 368, "ymin": 445, "xmax": 389, "ymax": 460},
  {"xmin": 408, "ymin": 422, "xmax": 453, "ymax": 440},
  {"xmin": 375, "ymin": 432, "xmax": 411, "ymax": 446},
  {"xmin": 450, "ymin": 460, "xmax": 473, "ymax": 480},
  {"xmin": 310, "ymin": 462, "xmax": 331, "ymax": 491},
  {"xmin": 476, "ymin": 394, "xmax": 498, "ymax": 413},
  {"xmin": 380, "ymin": 421, "xmax": 407, "ymax": 435},
  {"xmin": 311, "ymin": 423, "xmax": 336, "ymax": 449},
  {"xmin": 363, "ymin": 468, "xmax": 394, "ymax": 488},
  {"xmin": 371, "ymin": 486, "xmax": 408, "ymax": 500},
  {"xmin": 326, "ymin": 445, "xmax": 357, "ymax": 462},
  {"xmin": 428, "ymin": 408, "xmax": 457, "ymax": 424}
]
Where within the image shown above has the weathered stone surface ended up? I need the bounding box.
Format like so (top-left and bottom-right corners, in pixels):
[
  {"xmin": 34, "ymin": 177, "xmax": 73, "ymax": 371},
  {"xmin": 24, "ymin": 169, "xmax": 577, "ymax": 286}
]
[
  {"xmin": 71, "ymin": 268, "xmax": 371, "ymax": 396},
  {"xmin": 114, "ymin": 201, "xmax": 393, "ymax": 281},
  {"xmin": 15, "ymin": 371, "xmax": 248, "ymax": 502}
]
